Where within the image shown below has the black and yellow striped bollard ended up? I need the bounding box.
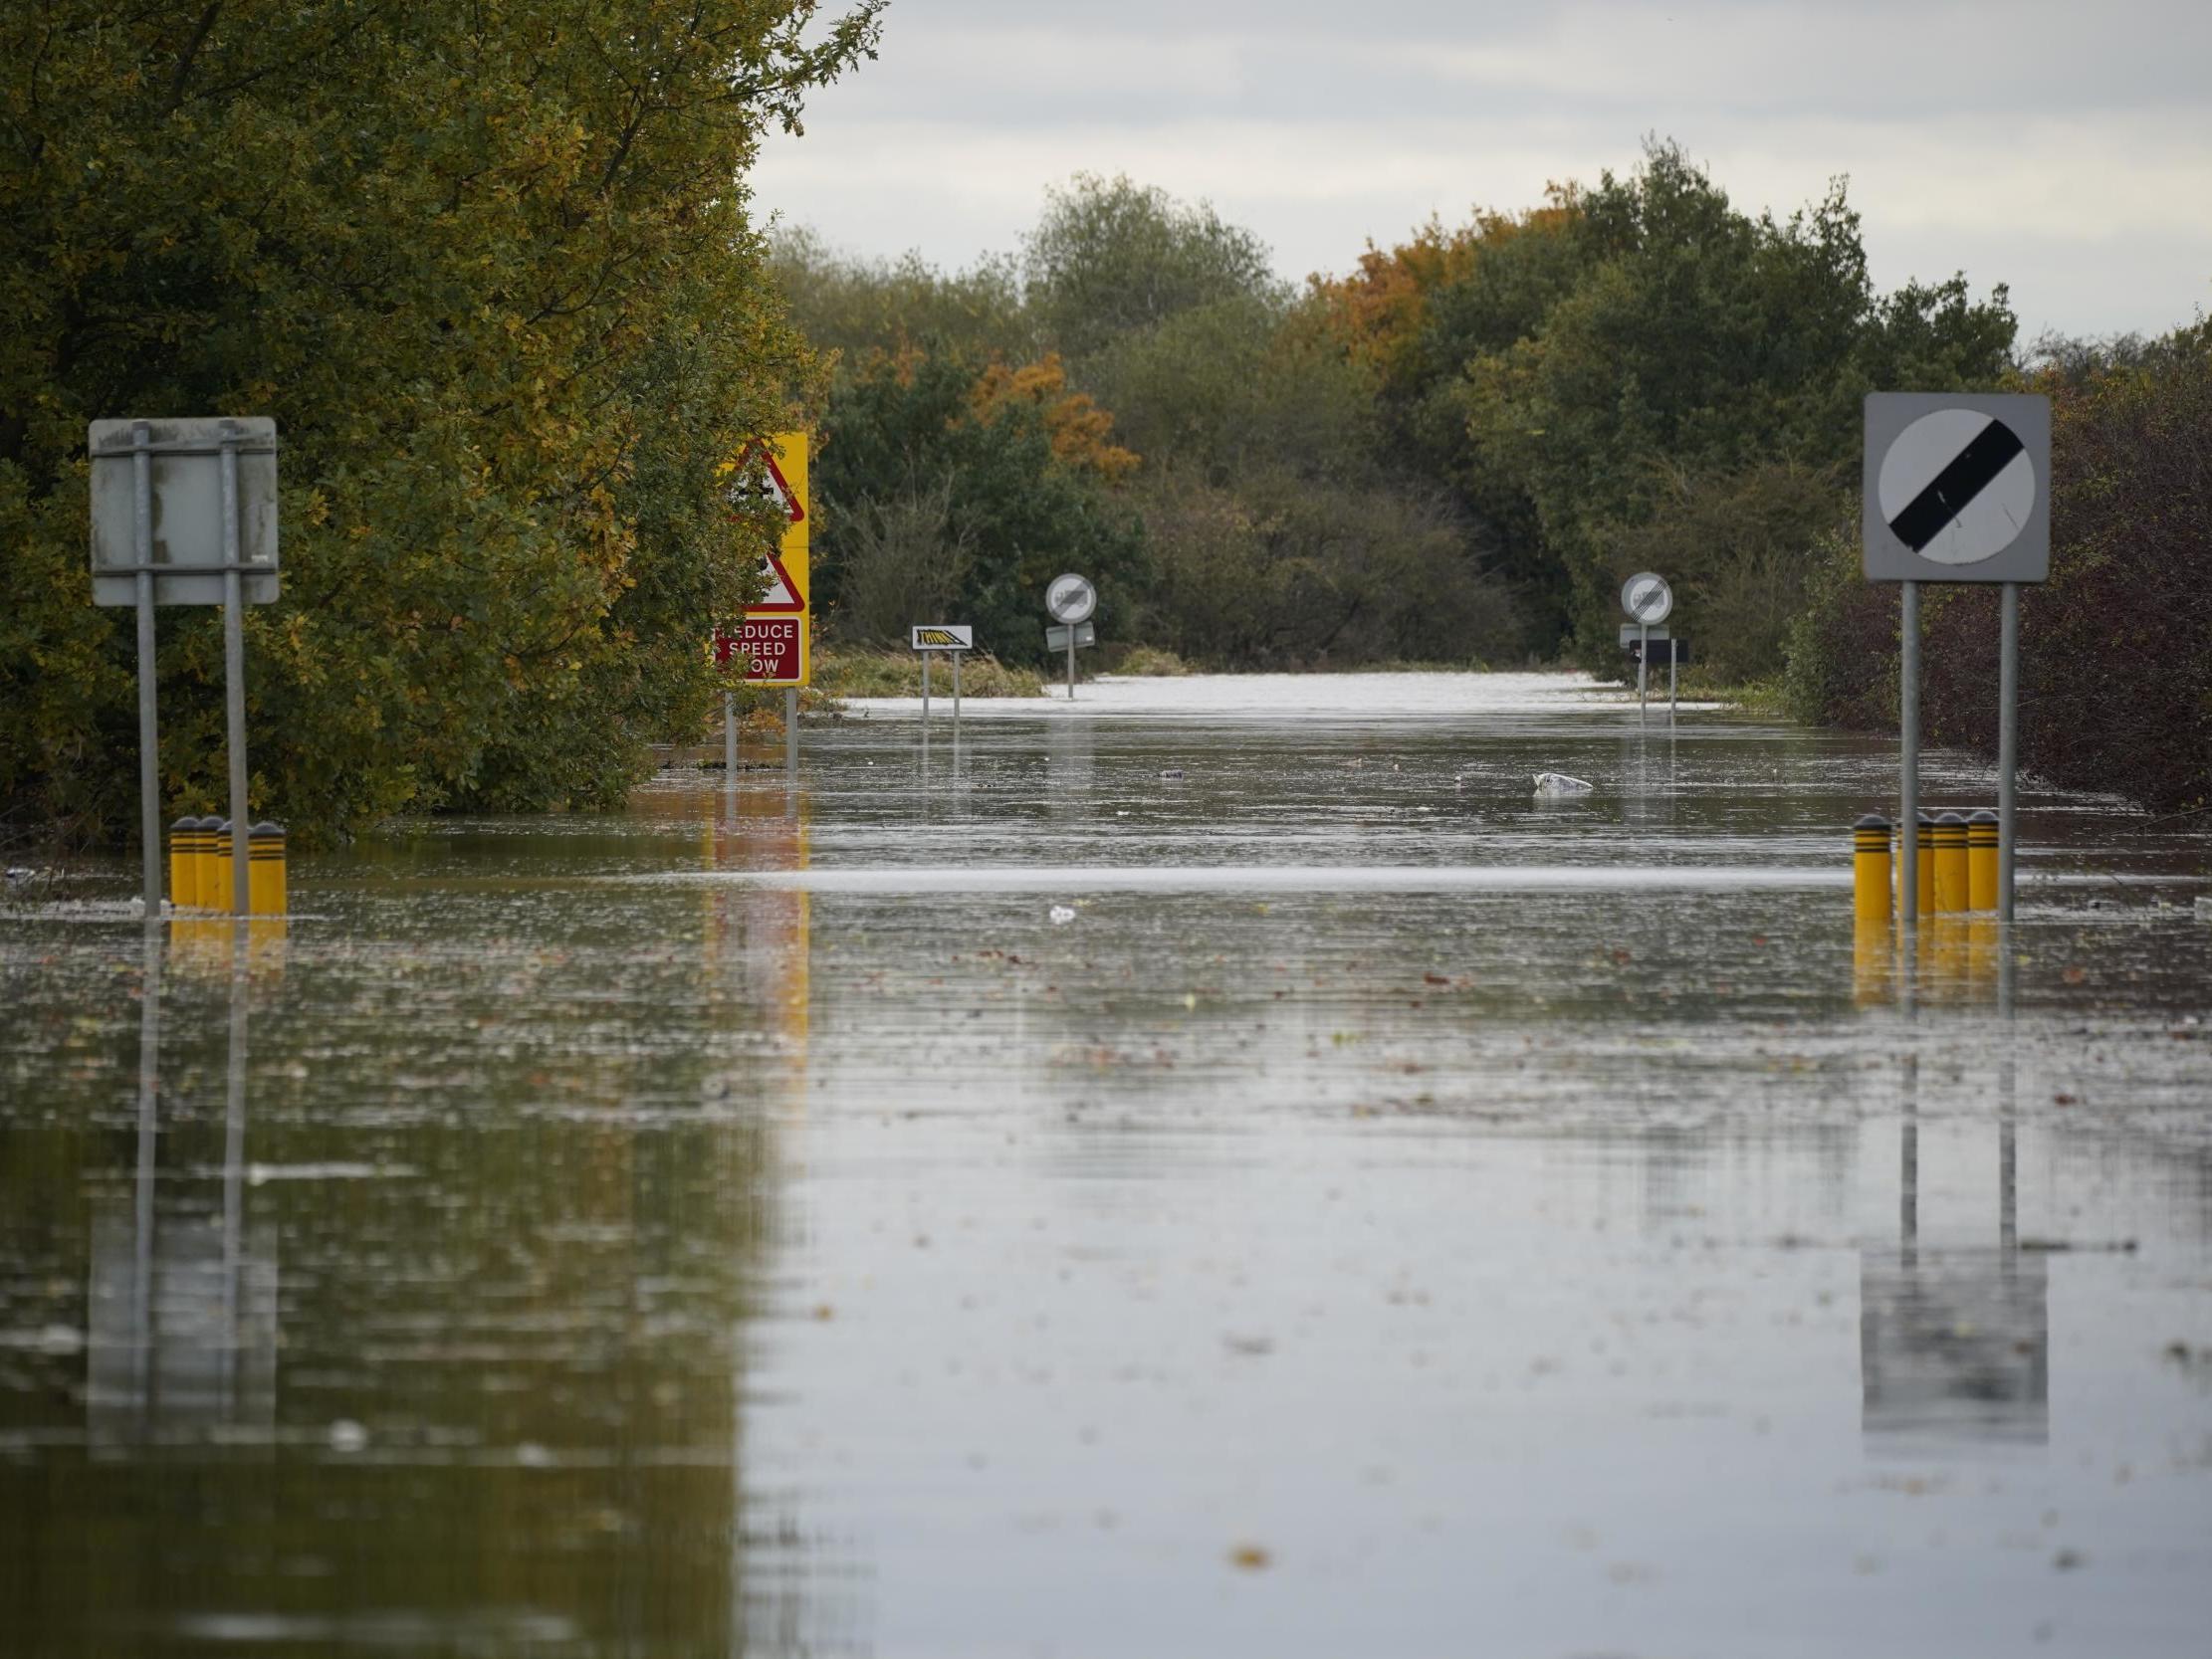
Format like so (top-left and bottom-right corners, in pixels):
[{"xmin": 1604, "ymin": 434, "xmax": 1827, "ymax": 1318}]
[
  {"xmin": 1968, "ymin": 809, "xmax": 1999, "ymax": 913},
  {"xmin": 1933, "ymin": 812, "xmax": 1969, "ymax": 915},
  {"xmin": 1854, "ymin": 814, "xmax": 1893, "ymax": 925},
  {"xmin": 209, "ymin": 820, "xmax": 233, "ymax": 914},
  {"xmin": 168, "ymin": 818, "xmax": 200, "ymax": 913},
  {"xmin": 1911, "ymin": 810, "xmax": 1935, "ymax": 917},
  {"xmin": 247, "ymin": 823, "xmax": 287, "ymax": 917}
]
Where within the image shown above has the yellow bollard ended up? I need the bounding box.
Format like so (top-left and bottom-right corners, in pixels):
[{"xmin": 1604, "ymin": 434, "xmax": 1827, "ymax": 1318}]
[
  {"xmin": 1854, "ymin": 814, "xmax": 1892, "ymax": 924},
  {"xmin": 211, "ymin": 820, "xmax": 233, "ymax": 914},
  {"xmin": 248, "ymin": 822, "xmax": 287, "ymax": 917},
  {"xmin": 168, "ymin": 818, "xmax": 197, "ymax": 914},
  {"xmin": 1933, "ymin": 812, "xmax": 1969, "ymax": 915},
  {"xmin": 1968, "ymin": 809, "xmax": 1999, "ymax": 912},
  {"xmin": 192, "ymin": 816, "xmax": 223, "ymax": 910},
  {"xmin": 1913, "ymin": 811, "xmax": 1935, "ymax": 916}
]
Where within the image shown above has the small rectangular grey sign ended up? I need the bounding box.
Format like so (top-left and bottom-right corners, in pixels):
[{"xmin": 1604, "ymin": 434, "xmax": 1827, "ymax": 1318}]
[{"xmin": 1863, "ymin": 393, "xmax": 2049, "ymax": 583}]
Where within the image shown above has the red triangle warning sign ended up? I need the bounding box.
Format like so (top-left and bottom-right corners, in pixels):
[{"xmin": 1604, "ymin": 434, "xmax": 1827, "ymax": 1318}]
[
  {"xmin": 725, "ymin": 441, "xmax": 804, "ymax": 525},
  {"xmin": 753, "ymin": 546, "xmax": 804, "ymax": 613}
]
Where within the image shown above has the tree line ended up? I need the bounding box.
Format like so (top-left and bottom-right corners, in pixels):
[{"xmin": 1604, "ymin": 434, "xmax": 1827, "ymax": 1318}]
[
  {"xmin": 780, "ymin": 145, "xmax": 2020, "ymax": 679},
  {"xmin": 3, "ymin": 0, "xmax": 881, "ymax": 847}
]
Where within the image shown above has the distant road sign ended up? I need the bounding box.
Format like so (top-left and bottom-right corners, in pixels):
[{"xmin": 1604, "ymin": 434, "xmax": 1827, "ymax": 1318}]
[
  {"xmin": 1864, "ymin": 393, "xmax": 2049, "ymax": 583},
  {"xmin": 1618, "ymin": 623, "xmax": 1669, "ymax": 645},
  {"xmin": 1045, "ymin": 573, "xmax": 1096, "ymax": 624},
  {"xmin": 911, "ymin": 624, "xmax": 974, "ymax": 650},
  {"xmin": 1621, "ymin": 571, "xmax": 1672, "ymax": 625},
  {"xmin": 1627, "ymin": 638, "xmax": 1690, "ymax": 667},
  {"xmin": 1044, "ymin": 621, "xmax": 1096, "ymax": 651}
]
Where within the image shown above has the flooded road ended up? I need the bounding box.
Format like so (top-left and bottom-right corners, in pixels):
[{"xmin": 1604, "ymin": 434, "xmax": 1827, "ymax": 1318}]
[{"xmin": 4, "ymin": 673, "xmax": 2210, "ymax": 1657}]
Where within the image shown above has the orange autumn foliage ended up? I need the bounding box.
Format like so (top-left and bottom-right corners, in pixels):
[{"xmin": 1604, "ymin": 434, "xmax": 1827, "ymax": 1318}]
[
  {"xmin": 1310, "ymin": 202, "xmax": 1577, "ymax": 375},
  {"xmin": 967, "ymin": 353, "xmax": 1141, "ymax": 481}
]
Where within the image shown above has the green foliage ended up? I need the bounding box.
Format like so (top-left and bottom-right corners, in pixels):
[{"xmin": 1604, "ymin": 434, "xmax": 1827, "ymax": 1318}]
[
  {"xmin": 1134, "ymin": 467, "xmax": 1520, "ymax": 668},
  {"xmin": 1022, "ymin": 173, "xmax": 1282, "ymax": 362},
  {"xmin": 1605, "ymin": 460, "xmax": 1853, "ymax": 684},
  {"xmin": 1084, "ymin": 294, "xmax": 1378, "ymax": 485},
  {"xmin": 0, "ymin": 0, "xmax": 880, "ymax": 845},
  {"xmin": 1317, "ymin": 142, "xmax": 2014, "ymax": 658},
  {"xmin": 1454, "ymin": 145, "xmax": 2014, "ymax": 660},
  {"xmin": 813, "ymin": 351, "xmax": 1148, "ymax": 663},
  {"xmin": 812, "ymin": 645, "xmax": 1044, "ymax": 699},
  {"xmin": 771, "ymin": 227, "xmax": 1032, "ymax": 365}
]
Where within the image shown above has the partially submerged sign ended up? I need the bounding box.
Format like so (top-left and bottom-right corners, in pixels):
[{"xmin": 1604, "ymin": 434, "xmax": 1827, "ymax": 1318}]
[
  {"xmin": 911, "ymin": 625, "xmax": 974, "ymax": 650},
  {"xmin": 1863, "ymin": 393, "xmax": 2049, "ymax": 583}
]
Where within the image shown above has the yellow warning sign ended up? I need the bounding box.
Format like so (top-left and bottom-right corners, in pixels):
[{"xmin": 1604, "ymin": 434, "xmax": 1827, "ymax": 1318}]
[{"xmin": 713, "ymin": 431, "xmax": 809, "ymax": 686}]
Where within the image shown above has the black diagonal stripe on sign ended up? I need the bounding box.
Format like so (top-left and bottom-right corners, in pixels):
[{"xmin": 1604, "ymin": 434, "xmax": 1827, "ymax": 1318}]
[{"xmin": 1887, "ymin": 419, "xmax": 2026, "ymax": 552}]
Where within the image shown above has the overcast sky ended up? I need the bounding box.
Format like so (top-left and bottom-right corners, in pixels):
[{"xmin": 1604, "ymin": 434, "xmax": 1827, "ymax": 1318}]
[{"xmin": 751, "ymin": 0, "xmax": 2212, "ymax": 342}]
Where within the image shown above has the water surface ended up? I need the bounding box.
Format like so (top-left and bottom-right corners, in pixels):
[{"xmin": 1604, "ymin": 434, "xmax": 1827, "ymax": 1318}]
[{"xmin": 4, "ymin": 674, "xmax": 2209, "ymax": 1657}]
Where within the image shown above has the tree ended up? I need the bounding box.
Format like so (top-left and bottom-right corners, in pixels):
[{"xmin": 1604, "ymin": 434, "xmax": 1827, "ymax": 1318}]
[
  {"xmin": 813, "ymin": 350, "xmax": 1148, "ymax": 661},
  {"xmin": 1022, "ymin": 174, "xmax": 1281, "ymax": 362},
  {"xmin": 0, "ymin": 0, "xmax": 880, "ymax": 845}
]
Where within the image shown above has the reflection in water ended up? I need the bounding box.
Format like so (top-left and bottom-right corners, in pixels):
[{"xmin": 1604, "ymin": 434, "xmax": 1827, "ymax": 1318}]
[
  {"xmin": 8, "ymin": 683, "xmax": 2212, "ymax": 1657},
  {"xmin": 0, "ymin": 864, "xmax": 833, "ymax": 1656},
  {"xmin": 1862, "ymin": 953, "xmax": 2049, "ymax": 1448},
  {"xmin": 87, "ymin": 928, "xmax": 278, "ymax": 1445}
]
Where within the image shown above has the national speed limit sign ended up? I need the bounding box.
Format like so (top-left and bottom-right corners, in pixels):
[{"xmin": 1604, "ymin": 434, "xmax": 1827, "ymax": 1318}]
[{"xmin": 1621, "ymin": 571, "xmax": 1672, "ymax": 626}]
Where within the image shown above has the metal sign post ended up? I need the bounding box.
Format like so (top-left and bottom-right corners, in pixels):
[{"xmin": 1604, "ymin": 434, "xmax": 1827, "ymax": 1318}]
[
  {"xmin": 218, "ymin": 425, "xmax": 250, "ymax": 917},
  {"xmin": 1621, "ymin": 572, "xmax": 1673, "ymax": 732},
  {"xmin": 1044, "ymin": 574, "xmax": 1097, "ymax": 702},
  {"xmin": 1864, "ymin": 393, "xmax": 2050, "ymax": 929},
  {"xmin": 1998, "ymin": 583, "xmax": 2019, "ymax": 923},
  {"xmin": 130, "ymin": 425, "xmax": 159, "ymax": 916},
  {"xmin": 91, "ymin": 418, "xmax": 280, "ymax": 919},
  {"xmin": 910, "ymin": 627, "xmax": 975, "ymax": 743},
  {"xmin": 1899, "ymin": 580, "xmax": 1920, "ymax": 931}
]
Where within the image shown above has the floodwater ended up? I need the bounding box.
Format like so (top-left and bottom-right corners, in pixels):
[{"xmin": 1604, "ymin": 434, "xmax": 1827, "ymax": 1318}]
[{"xmin": 3, "ymin": 672, "xmax": 2210, "ymax": 1658}]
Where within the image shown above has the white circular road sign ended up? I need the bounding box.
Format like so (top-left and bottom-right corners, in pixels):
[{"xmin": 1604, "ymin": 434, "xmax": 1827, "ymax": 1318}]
[
  {"xmin": 1045, "ymin": 572, "xmax": 1097, "ymax": 625},
  {"xmin": 1621, "ymin": 571, "xmax": 1672, "ymax": 625},
  {"xmin": 1876, "ymin": 408, "xmax": 2036, "ymax": 566}
]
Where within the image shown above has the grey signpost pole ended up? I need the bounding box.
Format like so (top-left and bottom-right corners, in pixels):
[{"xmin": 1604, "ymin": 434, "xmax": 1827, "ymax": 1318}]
[
  {"xmin": 922, "ymin": 651, "xmax": 932, "ymax": 723},
  {"xmin": 1668, "ymin": 648, "xmax": 1677, "ymax": 722},
  {"xmin": 1899, "ymin": 580, "xmax": 1920, "ymax": 933},
  {"xmin": 130, "ymin": 422, "xmax": 161, "ymax": 919},
  {"xmin": 1637, "ymin": 624, "xmax": 1649, "ymax": 726},
  {"xmin": 1066, "ymin": 636, "xmax": 1076, "ymax": 702},
  {"xmin": 785, "ymin": 687, "xmax": 797, "ymax": 778},
  {"xmin": 219, "ymin": 422, "xmax": 251, "ymax": 918},
  {"xmin": 723, "ymin": 692, "xmax": 736, "ymax": 778},
  {"xmin": 952, "ymin": 650, "xmax": 962, "ymax": 732},
  {"xmin": 1997, "ymin": 581, "xmax": 2019, "ymax": 922}
]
